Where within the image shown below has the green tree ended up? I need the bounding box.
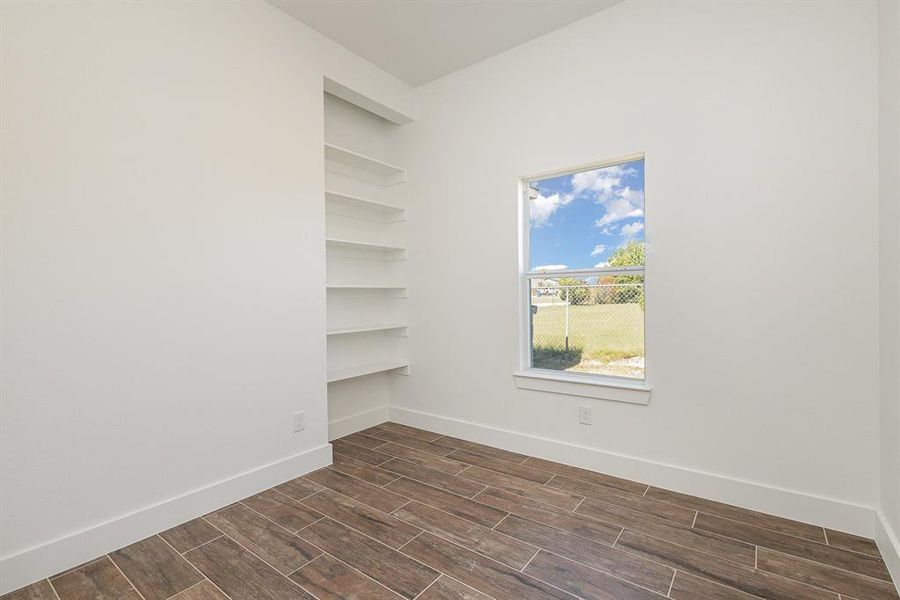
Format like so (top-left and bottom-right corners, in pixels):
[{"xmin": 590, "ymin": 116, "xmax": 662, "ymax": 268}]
[
  {"xmin": 559, "ymin": 277, "xmax": 589, "ymax": 305},
  {"xmin": 607, "ymin": 240, "xmax": 644, "ymax": 268},
  {"xmin": 606, "ymin": 241, "xmax": 645, "ymax": 309}
]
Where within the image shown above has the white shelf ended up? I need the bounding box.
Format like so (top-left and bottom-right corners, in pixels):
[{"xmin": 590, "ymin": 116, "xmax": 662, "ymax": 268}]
[
  {"xmin": 327, "ymin": 323, "xmax": 407, "ymax": 336},
  {"xmin": 326, "ymin": 284, "xmax": 407, "ymax": 290},
  {"xmin": 325, "ymin": 143, "xmax": 406, "ymax": 185},
  {"xmin": 327, "ymin": 359, "xmax": 409, "ymax": 383},
  {"xmin": 326, "ymin": 237, "xmax": 406, "ymax": 253},
  {"xmin": 325, "ymin": 190, "xmax": 406, "ymax": 222}
]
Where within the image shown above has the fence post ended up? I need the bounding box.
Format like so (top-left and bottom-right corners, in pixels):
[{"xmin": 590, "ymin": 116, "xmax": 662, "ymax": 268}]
[{"xmin": 565, "ymin": 287, "xmax": 570, "ymax": 352}]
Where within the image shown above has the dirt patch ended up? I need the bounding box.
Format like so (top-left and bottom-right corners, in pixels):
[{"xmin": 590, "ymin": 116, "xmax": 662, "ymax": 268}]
[{"xmin": 567, "ymin": 356, "xmax": 644, "ymax": 379}]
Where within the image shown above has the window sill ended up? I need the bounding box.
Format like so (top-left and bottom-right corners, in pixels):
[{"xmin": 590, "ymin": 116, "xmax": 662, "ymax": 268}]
[{"xmin": 513, "ymin": 369, "xmax": 651, "ymax": 405}]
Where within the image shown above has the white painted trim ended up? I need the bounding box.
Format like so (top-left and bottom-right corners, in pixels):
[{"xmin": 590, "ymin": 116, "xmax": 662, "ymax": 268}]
[
  {"xmin": 0, "ymin": 444, "xmax": 332, "ymax": 595},
  {"xmin": 327, "ymin": 323, "xmax": 408, "ymax": 336},
  {"xmin": 389, "ymin": 406, "xmax": 877, "ymax": 537},
  {"xmin": 323, "ymin": 77, "xmax": 415, "ymax": 125},
  {"xmin": 324, "ymin": 143, "xmax": 406, "ymax": 186},
  {"xmin": 525, "ymin": 266, "xmax": 644, "ymax": 278},
  {"xmin": 514, "ymin": 370, "xmax": 651, "ymax": 404},
  {"xmin": 327, "ymin": 360, "xmax": 410, "ymax": 383},
  {"xmin": 876, "ymin": 510, "xmax": 900, "ymax": 595},
  {"xmin": 517, "ymin": 155, "xmax": 648, "ymax": 382},
  {"xmin": 328, "ymin": 405, "xmax": 389, "ymax": 440},
  {"xmin": 521, "ymin": 152, "xmax": 646, "ymax": 182}
]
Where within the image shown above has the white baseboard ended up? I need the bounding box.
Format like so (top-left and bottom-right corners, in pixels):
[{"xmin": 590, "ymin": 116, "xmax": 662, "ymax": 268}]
[
  {"xmin": 876, "ymin": 510, "xmax": 900, "ymax": 595},
  {"xmin": 0, "ymin": 444, "xmax": 332, "ymax": 595},
  {"xmin": 390, "ymin": 406, "xmax": 876, "ymax": 537},
  {"xmin": 329, "ymin": 405, "xmax": 389, "ymax": 440}
]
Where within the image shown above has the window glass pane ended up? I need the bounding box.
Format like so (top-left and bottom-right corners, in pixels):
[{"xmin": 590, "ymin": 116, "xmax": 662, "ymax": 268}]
[
  {"xmin": 529, "ymin": 274, "xmax": 645, "ymax": 379},
  {"xmin": 528, "ymin": 159, "xmax": 645, "ymax": 271}
]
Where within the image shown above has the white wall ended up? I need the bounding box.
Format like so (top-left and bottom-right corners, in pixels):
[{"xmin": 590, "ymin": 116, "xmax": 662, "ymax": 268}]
[
  {"xmin": 878, "ymin": 0, "xmax": 900, "ymax": 573},
  {"xmin": 391, "ymin": 0, "xmax": 881, "ymax": 527},
  {"xmin": 0, "ymin": 0, "xmax": 411, "ymax": 591}
]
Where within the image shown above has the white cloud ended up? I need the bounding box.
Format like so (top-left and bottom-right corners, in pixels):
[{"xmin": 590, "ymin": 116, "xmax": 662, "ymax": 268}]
[
  {"xmin": 593, "ymin": 261, "xmax": 608, "ymax": 268},
  {"xmin": 534, "ymin": 264, "xmax": 567, "ymax": 272},
  {"xmin": 569, "ymin": 163, "xmax": 645, "ymax": 230},
  {"xmin": 572, "ymin": 170, "xmax": 619, "ymax": 197},
  {"xmin": 529, "ymin": 192, "xmax": 573, "ymax": 227},
  {"xmin": 571, "ymin": 164, "xmax": 638, "ymax": 198},
  {"xmin": 594, "ymin": 191, "xmax": 645, "ymax": 227},
  {"xmin": 620, "ymin": 222, "xmax": 645, "ymax": 237},
  {"xmin": 617, "ymin": 187, "xmax": 645, "ymax": 207},
  {"xmin": 590, "ymin": 244, "xmax": 607, "ymax": 256}
]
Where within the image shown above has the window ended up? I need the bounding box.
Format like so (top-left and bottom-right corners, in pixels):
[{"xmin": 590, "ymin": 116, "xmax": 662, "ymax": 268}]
[{"xmin": 520, "ymin": 155, "xmax": 646, "ymax": 386}]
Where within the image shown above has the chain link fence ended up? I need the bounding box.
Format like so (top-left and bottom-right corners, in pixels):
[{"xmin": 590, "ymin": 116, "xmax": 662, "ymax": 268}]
[{"xmin": 530, "ymin": 276, "xmax": 645, "ymax": 379}]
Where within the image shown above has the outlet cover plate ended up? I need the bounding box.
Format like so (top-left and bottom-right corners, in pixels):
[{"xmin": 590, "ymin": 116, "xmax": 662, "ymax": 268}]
[
  {"xmin": 293, "ymin": 411, "xmax": 306, "ymax": 432},
  {"xmin": 579, "ymin": 405, "xmax": 592, "ymax": 425}
]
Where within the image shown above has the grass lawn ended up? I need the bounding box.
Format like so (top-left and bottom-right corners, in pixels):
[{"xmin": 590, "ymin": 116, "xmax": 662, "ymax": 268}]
[{"xmin": 531, "ymin": 302, "xmax": 644, "ymax": 371}]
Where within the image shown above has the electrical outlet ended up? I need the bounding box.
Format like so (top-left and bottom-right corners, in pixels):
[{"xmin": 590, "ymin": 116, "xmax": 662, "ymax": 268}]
[
  {"xmin": 579, "ymin": 405, "xmax": 592, "ymax": 425},
  {"xmin": 292, "ymin": 411, "xmax": 306, "ymax": 432}
]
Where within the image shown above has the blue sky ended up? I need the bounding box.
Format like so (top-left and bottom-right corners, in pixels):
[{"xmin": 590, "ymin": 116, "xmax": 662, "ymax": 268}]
[{"xmin": 529, "ymin": 158, "xmax": 644, "ymax": 271}]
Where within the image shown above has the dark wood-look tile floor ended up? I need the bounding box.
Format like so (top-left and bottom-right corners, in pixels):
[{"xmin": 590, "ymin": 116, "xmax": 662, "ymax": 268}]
[{"xmin": 5, "ymin": 421, "xmax": 899, "ymax": 600}]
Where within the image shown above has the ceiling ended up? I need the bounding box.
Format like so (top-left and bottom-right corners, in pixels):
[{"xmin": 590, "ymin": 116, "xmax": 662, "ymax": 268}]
[{"xmin": 269, "ymin": 1, "xmax": 620, "ymax": 86}]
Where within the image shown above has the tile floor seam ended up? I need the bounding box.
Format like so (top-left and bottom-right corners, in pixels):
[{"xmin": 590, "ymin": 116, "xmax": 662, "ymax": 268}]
[
  {"xmin": 522, "ymin": 546, "xmax": 668, "ymax": 599},
  {"xmin": 519, "ymin": 547, "xmax": 541, "ymax": 573},
  {"xmin": 294, "ymin": 515, "xmax": 327, "ymax": 534},
  {"xmin": 572, "ymin": 496, "xmax": 587, "ymax": 513},
  {"xmin": 163, "ymin": 578, "xmax": 206, "ymax": 600},
  {"xmin": 394, "ymin": 516, "xmax": 533, "ymax": 570},
  {"xmin": 678, "ymin": 570, "xmax": 768, "ymax": 600},
  {"xmin": 271, "ymin": 485, "xmax": 319, "ymax": 504},
  {"xmin": 45, "ymin": 578, "xmax": 62, "ymax": 600},
  {"xmin": 612, "ymin": 527, "xmax": 867, "ymax": 600},
  {"xmin": 293, "ymin": 551, "xmax": 400, "ymax": 600},
  {"xmin": 645, "ymin": 495, "xmax": 832, "ymax": 545},
  {"xmin": 339, "ymin": 507, "xmax": 559, "ymax": 590},
  {"xmin": 361, "ymin": 433, "xmax": 460, "ymax": 460},
  {"xmin": 391, "ymin": 499, "xmax": 670, "ymax": 598},
  {"xmin": 174, "ymin": 534, "xmax": 225, "ymax": 556},
  {"xmin": 49, "ymin": 557, "xmax": 108, "ymax": 582},
  {"xmin": 491, "ymin": 513, "xmax": 511, "ymax": 531},
  {"xmin": 315, "ymin": 461, "xmax": 406, "ymax": 497},
  {"xmin": 234, "ymin": 496, "xmax": 308, "ymax": 534},
  {"xmin": 193, "ymin": 524, "xmax": 321, "ymax": 592},
  {"xmin": 611, "ymin": 526, "xmax": 625, "ymax": 547},
  {"xmin": 411, "ymin": 574, "xmax": 441, "ymax": 600},
  {"xmin": 380, "ymin": 475, "xmax": 403, "ymax": 488},
  {"xmin": 391, "ymin": 498, "xmax": 414, "ymax": 513},
  {"xmin": 475, "ymin": 490, "xmax": 619, "ymax": 548},
  {"xmin": 693, "ymin": 512, "xmax": 889, "ymax": 561},
  {"xmin": 301, "ymin": 482, "xmax": 412, "ymax": 527},
  {"xmin": 452, "ymin": 456, "xmax": 554, "ymax": 487},
  {"xmin": 755, "ymin": 544, "xmax": 900, "ymax": 587},
  {"xmin": 494, "ymin": 518, "xmax": 683, "ymax": 595},
  {"xmin": 378, "ymin": 464, "xmax": 486, "ymax": 498},
  {"xmin": 486, "ymin": 481, "xmax": 792, "ymax": 577},
  {"xmin": 156, "ymin": 532, "xmax": 232, "ymax": 600},
  {"xmin": 106, "ymin": 553, "xmax": 150, "ymax": 600}
]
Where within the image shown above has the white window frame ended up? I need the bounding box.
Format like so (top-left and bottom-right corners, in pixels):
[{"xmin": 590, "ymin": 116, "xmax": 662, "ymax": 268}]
[{"xmin": 514, "ymin": 153, "xmax": 651, "ymax": 405}]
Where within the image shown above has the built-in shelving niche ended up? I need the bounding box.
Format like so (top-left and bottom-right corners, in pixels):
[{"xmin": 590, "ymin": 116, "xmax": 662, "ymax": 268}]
[{"xmin": 324, "ymin": 89, "xmax": 410, "ymax": 393}]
